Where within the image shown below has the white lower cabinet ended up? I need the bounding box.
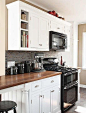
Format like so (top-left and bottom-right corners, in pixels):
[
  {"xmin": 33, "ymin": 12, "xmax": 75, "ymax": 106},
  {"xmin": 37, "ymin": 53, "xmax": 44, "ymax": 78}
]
[
  {"xmin": 42, "ymin": 88, "xmax": 51, "ymax": 113},
  {"xmin": 51, "ymin": 86, "xmax": 60, "ymax": 113},
  {"xmin": 28, "ymin": 75, "xmax": 61, "ymax": 113},
  {"xmin": 31, "ymin": 92, "xmax": 41, "ymax": 113}
]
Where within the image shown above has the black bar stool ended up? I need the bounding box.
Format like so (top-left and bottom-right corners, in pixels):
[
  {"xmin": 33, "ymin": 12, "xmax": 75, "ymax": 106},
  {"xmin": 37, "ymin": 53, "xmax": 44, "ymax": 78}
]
[{"xmin": 0, "ymin": 101, "xmax": 17, "ymax": 113}]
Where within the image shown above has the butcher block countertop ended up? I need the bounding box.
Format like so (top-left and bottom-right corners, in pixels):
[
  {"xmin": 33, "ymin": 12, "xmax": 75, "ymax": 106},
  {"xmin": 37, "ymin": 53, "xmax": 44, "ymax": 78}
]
[{"xmin": 0, "ymin": 71, "xmax": 62, "ymax": 90}]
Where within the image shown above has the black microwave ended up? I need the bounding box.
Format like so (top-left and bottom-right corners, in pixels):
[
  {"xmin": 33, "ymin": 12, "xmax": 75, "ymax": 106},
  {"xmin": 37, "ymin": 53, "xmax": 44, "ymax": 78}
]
[{"xmin": 49, "ymin": 31, "xmax": 67, "ymax": 50}]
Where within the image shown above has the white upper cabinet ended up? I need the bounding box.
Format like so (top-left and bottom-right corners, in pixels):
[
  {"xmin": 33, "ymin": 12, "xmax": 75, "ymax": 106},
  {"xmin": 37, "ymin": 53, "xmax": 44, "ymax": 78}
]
[
  {"xmin": 29, "ymin": 13, "xmax": 39, "ymax": 48},
  {"xmin": 7, "ymin": 1, "xmax": 71, "ymax": 51},
  {"xmin": 39, "ymin": 17, "xmax": 49, "ymax": 49},
  {"xmin": 50, "ymin": 21, "xmax": 64, "ymax": 33}
]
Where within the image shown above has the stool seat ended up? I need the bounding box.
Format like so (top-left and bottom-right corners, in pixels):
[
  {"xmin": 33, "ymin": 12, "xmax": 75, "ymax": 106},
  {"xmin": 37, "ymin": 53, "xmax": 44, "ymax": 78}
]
[{"xmin": 0, "ymin": 101, "xmax": 17, "ymax": 112}]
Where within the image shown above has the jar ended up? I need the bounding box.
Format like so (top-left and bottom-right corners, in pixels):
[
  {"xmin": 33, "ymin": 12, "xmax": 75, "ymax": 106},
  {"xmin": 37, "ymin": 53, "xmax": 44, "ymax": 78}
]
[
  {"xmin": 21, "ymin": 12, "xmax": 27, "ymax": 20},
  {"xmin": 10, "ymin": 66, "xmax": 18, "ymax": 75}
]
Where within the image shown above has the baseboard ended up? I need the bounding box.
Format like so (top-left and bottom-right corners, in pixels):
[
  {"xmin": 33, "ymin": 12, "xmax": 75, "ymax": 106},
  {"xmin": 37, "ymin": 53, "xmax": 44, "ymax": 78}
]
[{"xmin": 80, "ymin": 84, "xmax": 86, "ymax": 88}]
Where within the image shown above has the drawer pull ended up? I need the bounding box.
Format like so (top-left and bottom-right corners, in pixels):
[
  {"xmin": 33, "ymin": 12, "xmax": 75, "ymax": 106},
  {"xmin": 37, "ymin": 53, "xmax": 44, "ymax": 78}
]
[
  {"xmin": 57, "ymin": 27, "xmax": 60, "ymax": 29},
  {"xmin": 51, "ymin": 80, "xmax": 54, "ymax": 83},
  {"xmin": 40, "ymin": 95, "xmax": 42, "ymax": 97},
  {"xmin": 35, "ymin": 85, "xmax": 39, "ymax": 88},
  {"xmin": 51, "ymin": 90, "xmax": 54, "ymax": 92},
  {"xmin": 39, "ymin": 44, "xmax": 42, "ymax": 46}
]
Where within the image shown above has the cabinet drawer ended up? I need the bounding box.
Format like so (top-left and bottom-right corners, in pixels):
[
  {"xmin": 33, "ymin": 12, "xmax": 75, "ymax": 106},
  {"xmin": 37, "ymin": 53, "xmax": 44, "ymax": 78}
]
[
  {"xmin": 42, "ymin": 76, "xmax": 60, "ymax": 88},
  {"xmin": 50, "ymin": 76, "xmax": 59, "ymax": 85},
  {"xmin": 31, "ymin": 81, "xmax": 41, "ymax": 92}
]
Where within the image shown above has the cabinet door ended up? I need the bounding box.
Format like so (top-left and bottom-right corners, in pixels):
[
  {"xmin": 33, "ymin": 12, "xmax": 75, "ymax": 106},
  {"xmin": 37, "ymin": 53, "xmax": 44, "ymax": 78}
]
[
  {"xmin": 51, "ymin": 86, "xmax": 60, "ymax": 113},
  {"xmin": 64, "ymin": 26, "xmax": 70, "ymax": 51},
  {"xmin": 39, "ymin": 17, "xmax": 49, "ymax": 49},
  {"xmin": 29, "ymin": 13, "xmax": 39, "ymax": 48},
  {"xmin": 31, "ymin": 93, "xmax": 41, "ymax": 113},
  {"xmin": 42, "ymin": 89, "xmax": 51, "ymax": 113},
  {"xmin": 51, "ymin": 21, "xmax": 64, "ymax": 33}
]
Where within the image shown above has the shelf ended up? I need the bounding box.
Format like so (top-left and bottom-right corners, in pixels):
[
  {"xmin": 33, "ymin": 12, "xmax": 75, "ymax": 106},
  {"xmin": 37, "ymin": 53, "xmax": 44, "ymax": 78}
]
[
  {"xmin": 21, "ymin": 28, "xmax": 28, "ymax": 31},
  {"xmin": 21, "ymin": 19, "xmax": 28, "ymax": 23}
]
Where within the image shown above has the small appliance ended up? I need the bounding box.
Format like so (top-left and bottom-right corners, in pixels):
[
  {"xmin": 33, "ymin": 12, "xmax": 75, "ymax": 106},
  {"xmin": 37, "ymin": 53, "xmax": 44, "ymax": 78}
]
[
  {"xmin": 10, "ymin": 66, "xmax": 18, "ymax": 75},
  {"xmin": 49, "ymin": 31, "xmax": 67, "ymax": 50},
  {"xmin": 31, "ymin": 53, "xmax": 45, "ymax": 72},
  {"xmin": 17, "ymin": 63, "xmax": 24, "ymax": 74},
  {"xmin": 24, "ymin": 61, "xmax": 31, "ymax": 73}
]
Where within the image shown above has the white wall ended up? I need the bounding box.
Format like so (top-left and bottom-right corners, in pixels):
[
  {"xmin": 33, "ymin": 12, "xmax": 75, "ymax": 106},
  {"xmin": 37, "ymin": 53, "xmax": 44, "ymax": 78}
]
[{"xmin": 0, "ymin": 0, "xmax": 5, "ymax": 75}]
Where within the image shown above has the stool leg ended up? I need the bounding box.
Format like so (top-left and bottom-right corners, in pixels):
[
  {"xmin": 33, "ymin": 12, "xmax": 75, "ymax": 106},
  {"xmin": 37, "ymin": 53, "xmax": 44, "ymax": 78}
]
[{"xmin": 13, "ymin": 108, "xmax": 17, "ymax": 113}]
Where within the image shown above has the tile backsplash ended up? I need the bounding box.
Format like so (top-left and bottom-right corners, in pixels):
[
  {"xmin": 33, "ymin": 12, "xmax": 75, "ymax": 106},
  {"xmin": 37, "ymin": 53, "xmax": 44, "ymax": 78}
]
[
  {"xmin": 5, "ymin": 50, "xmax": 73, "ymax": 75},
  {"xmin": 5, "ymin": 50, "xmax": 62, "ymax": 74}
]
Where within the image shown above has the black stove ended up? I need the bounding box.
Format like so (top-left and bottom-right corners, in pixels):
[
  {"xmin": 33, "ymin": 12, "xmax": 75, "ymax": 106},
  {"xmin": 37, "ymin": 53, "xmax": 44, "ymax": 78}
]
[
  {"xmin": 43, "ymin": 58, "xmax": 78, "ymax": 113},
  {"xmin": 44, "ymin": 64, "xmax": 77, "ymax": 74}
]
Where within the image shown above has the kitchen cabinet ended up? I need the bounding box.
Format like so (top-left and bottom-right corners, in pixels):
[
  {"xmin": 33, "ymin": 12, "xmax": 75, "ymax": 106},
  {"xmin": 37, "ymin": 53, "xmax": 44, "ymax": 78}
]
[
  {"xmin": 7, "ymin": 2, "xmax": 49, "ymax": 51},
  {"xmin": 42, "ymin": 88, "xmax": 51, "ymax": 113},
  {"xmin": 50, "ymin": 21, "xmax": 64, "ymax": 33},
  {"xmin": 7, "ymin": 1, "xmax": 71, "ymax": 51},
  {"xmin": 31, "ymin": 88, "xmax": 51, "ymax": 113},
  {"xmin": 31, "ymin": 93, "xmax": 41, "ymax": 113},
  {"xmin": 51, "ymin": 86, "xmax": 60, "ymax": 113},
  {"xmin": 28, "ymin": 75, "xmax": 61, "ymax": 113},
  {"xmin": 39, "ymin": 17, "xmax": 49, "ymax": 49},
  {"xmin": 50, "ymin": 21, "xmax": 71, "ymax": 51},
  {"xmin": 29, "ymin": 14, "xmax": 49, "ymax": 49},
  {"xmin": 29, "ymin": 13, "xmax": 39, "ymax": 48}
]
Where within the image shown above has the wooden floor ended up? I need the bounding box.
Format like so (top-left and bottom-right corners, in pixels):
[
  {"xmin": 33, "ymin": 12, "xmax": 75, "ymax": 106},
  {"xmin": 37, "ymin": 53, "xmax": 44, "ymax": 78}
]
[{"xmin": 66, "ymin": 88, "xmax": 86, "ymax": 113}]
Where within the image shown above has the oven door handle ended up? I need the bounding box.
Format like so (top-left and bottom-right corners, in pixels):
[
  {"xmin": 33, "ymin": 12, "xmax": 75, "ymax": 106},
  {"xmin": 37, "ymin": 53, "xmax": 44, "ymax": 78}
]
[{"xmin": 64, "ymin": 82, "xmax": 78, "ymax": 90}]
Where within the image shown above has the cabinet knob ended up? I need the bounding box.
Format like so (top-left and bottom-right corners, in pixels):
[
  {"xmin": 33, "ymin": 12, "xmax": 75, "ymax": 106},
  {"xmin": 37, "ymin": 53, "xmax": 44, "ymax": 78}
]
[
  {"xmin": 39, "ymin": 44, "xmax": 42, "ymax": 46},
  {"xmin": 35, "ymin": 85, "xmax": 39, "ymax": 88},
  {"xmin": 51, "ymin": 80, "xmax": 54, "ymax": 83},
  {"xmin": 51, "ymin": 90, "xmax": 54, "ymax": 92},
  {"xmin": 57, "ymin": 27, "xmax": 60, "ymax": 29},
  {"xmin": 40, "ymin": 95, "xmax": 42, "ymax": 97}
]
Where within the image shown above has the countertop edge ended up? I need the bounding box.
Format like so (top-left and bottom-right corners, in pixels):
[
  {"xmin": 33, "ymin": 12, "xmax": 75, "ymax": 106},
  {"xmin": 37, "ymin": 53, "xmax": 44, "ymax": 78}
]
[{"xmin": 0, "ymin": 71, "xmax": 62, "ymax": 90}]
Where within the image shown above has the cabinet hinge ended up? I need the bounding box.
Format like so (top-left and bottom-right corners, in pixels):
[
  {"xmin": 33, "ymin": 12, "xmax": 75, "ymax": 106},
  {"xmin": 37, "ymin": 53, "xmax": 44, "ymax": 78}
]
[
  {"xmin": 31, "ymin": 100, "xmax": 32, "ymax": 104},
  {"xmin": 48, "ymin": 23, "xmax": 49, "ymax": 26},
  {"xmin": 30, "ymin": 17, "xmax": 31, "ymax": 20},
  {"xmin": 43, "ymin": 95, "xmax": 44, "ymax": 98},
  {"xmin": 30, "ymin": 40, "xmax": 31, "ymax": 44}
]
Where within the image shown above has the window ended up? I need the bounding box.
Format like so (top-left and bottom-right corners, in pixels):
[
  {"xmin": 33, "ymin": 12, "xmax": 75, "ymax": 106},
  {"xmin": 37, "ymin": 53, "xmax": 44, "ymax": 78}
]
[{"xmin": 82, "ymin": 32, "xmax": 86, "ymax": 69}]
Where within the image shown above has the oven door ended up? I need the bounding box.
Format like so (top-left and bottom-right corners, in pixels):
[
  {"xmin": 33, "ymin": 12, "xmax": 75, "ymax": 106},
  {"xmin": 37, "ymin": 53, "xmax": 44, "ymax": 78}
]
[
  {"xmin": 64, "ymin": 72, "xmax": 78, "ymax": 86},
  {"xmin": 64, "ymin": 82, "xmax": 78, "ymax": 111}
]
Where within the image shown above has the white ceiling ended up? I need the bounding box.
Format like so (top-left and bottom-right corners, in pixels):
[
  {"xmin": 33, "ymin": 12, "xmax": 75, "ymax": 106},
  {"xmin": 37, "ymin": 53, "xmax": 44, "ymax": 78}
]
[{"xmin": 27, "ymin": 0, "xmax": 86, "ymax": 23}]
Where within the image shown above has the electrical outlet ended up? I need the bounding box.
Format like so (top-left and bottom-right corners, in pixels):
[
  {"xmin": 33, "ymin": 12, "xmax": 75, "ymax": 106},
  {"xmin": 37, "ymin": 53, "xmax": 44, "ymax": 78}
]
[{"xmin": 7, "ymin": 61, "xmax": 15, "ymax": 68}]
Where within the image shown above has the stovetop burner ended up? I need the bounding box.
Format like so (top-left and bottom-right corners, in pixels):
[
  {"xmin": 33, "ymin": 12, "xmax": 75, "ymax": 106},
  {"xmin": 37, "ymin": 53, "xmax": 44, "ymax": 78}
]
[{"xmin": 43, "ymin": 64, "xmax": 77, "ymax": 74}]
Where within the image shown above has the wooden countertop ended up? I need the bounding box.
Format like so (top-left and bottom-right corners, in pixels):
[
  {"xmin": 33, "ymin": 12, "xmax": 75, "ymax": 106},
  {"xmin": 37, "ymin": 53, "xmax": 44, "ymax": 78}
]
[{"xmin": 0, "ymin": 71, "xmax": 62, "ymax": 90}]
